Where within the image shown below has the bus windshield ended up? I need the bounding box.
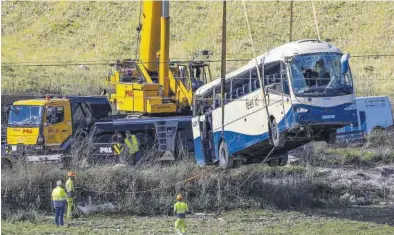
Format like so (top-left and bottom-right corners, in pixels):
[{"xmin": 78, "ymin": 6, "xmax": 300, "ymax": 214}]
[
  {"xmin": 8, "ymin": 105, "xmax": 43, "ymax": 126},
  {"xmin": 289, "ymin": 52, "xmax": 353, "ymax": 97}
]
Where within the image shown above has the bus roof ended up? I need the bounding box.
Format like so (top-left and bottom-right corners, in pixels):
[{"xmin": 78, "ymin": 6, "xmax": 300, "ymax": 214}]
[{"xmin": 195, "ymin": 39, "xmax": 342, "ymax": 96}]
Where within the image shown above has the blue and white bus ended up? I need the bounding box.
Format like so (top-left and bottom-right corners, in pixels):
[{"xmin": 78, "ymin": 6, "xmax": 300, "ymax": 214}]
[{"xmin": 192, "ymin": 39, "xmax": 357, "ymax": 169}]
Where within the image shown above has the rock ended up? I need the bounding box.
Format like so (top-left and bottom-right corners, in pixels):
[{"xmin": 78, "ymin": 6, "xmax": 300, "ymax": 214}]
[
  {"xmin": 77, "ymin": 203, "xmax": 116, "ymax": 214},
  {"xmin": 112, "ymin": 164, "xmax": 127, "ymax": 169},
  {"xmin": 340, "ymin": 193, "xmax": 351, "ymax": 202},
  {"xmin": 79, "ymin": 159, "xmax": 90, "ymax": 168},
  {"xmin": 357, "ymin": 197, "xmax": 368, "ymax": 205},
  {"xmin": 349, "ymin": 195, "xmax": 357, "ymax": 204}
]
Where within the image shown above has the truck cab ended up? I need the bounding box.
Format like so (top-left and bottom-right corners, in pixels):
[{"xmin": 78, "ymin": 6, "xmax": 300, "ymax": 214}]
[
  {"xmin": 6, "ymin": 98, "xmax": 71, "ymax": 156},
  {"xmin": 4, "ymin": 96, "xmax": 111, "ymax": 164}
]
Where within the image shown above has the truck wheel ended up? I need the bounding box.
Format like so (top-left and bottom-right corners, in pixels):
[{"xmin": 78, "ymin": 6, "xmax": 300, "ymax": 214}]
[
  {"xmin": 1, "ymin": 158, "xmax": 12, "ymax": 170},
  {"xmin": 218, "ymin": 140, "xmax": 233, "ymax": 169}
]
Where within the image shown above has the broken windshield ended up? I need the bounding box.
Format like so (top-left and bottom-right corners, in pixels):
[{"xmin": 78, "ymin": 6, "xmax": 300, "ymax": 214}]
[
  {"xmin": 289, "ymin": 53, "xmax": 353, "ymax": 97},
  {"xmin": 8, "ymin": 106, "xmax": 43, "ymax": 126}
]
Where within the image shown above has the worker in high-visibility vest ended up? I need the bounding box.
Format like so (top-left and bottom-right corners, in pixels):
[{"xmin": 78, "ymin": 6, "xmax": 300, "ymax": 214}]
[
  {"xmin": 52, "ymin": 180, "xmax": 67, "ymax": 226},
  {"xmin": 65, "ymin": 171, "xmax": 76, "ymax": 220},
  {"xmin": 174, "ymin": 194, "xmax": 189, "ymax": 235},
  {"xmin": 124, "ymin": 131, "xmax": 140, "ymax": 164}
]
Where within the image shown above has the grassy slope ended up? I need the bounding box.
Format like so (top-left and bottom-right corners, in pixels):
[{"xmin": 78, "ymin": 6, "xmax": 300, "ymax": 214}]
[
  {"xmin": 1, "ymin": 1, "xmax": 394, "ymax": 96},
  {"xmin": 2, "ymin": 209, "xmax": 394, "ymax": 235}
]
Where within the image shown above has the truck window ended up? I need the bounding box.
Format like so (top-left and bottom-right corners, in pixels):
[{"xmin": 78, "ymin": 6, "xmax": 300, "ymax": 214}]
[{"xmin": 46, "ymin": 106, "xmax": 64, "ymax": 124}]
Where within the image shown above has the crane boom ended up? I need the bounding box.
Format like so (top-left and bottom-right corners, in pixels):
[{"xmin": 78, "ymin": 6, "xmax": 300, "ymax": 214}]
[
  {"xmin": 106, "ymin": 0, "xmax": 211, "ymax": 115},
  {"xmin": 139, "ymin": 0, "xmax": 161, "ymax": 73}
]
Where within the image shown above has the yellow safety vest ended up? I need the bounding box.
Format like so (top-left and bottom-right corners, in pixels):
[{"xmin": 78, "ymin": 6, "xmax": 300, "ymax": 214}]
[
  {"xmin": 174, "ymin": 201, "xmax": 189, "ymax": 218},
  {"xmin": 52, "ymin": 186, "xmax": 67, "ymax": 201},
  {"xmin": 66, "ymin": 178, "xmax": 75, "ymax": 198},
  {"xmin": 125, "ymin": 135, "xmax": 139, "ymax": 154}
]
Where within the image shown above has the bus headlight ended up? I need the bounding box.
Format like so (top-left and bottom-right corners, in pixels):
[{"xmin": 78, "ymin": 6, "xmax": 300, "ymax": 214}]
[
  {"xmin": 296, "ymin": 107, "xmax": 309, "ymax": 113},
  {"xmin": 37, "ymin": 135, "xmax": 44, "ymax": 144},
  {"xmin": 344, "ymin": 104, "xmax": 356, "ymax": 110}
]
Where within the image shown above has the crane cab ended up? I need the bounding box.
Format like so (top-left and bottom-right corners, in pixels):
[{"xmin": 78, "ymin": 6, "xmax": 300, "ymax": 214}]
[{"xmin": 106, "ymin": 58, "xmax": 212, "ymax": 115}]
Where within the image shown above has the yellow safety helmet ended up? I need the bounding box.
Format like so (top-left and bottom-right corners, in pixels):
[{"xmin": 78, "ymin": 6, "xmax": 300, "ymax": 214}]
[
  {"xmin": 176, "ymin": 194, "xmax": 183, "ymax": 201},
  {"xmin": 68, "ymin": 171, "xmax": 76, "ymax": 177}
]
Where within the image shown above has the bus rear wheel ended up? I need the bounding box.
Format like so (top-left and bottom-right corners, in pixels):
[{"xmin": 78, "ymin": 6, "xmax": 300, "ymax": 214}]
[
  {"xmin": 266, "ymin": 152, "xmax": 288, "ymax": 167},
  {"xmin": 218, "ymin": 140, "xmax": 233, "ymax": 169}
]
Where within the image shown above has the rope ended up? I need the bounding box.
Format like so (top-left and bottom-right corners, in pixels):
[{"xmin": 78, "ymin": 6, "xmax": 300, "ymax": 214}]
[
  {"xmin": 75, "ymin": 167, "xmax": 214, "ymax": 195},
  {"xmin": 311, "ymin": 1, "xmax": 321, "ymax": 41},
  {"xmin": 135, "ymin": 0, "xmax": 143, "ymax": 60},
  {"xmin": 241, "ymin": 0, "xmax": 271, "ymax": 120}
]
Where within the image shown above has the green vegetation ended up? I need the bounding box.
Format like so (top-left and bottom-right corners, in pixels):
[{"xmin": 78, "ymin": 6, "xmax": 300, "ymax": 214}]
[
  {"xmin": 2, "ymin": 1, "xmax": 394, "ymax": 97},
  {"xmin": 2, "ymin": 209, "xmax": 394, "ymax": 235}
]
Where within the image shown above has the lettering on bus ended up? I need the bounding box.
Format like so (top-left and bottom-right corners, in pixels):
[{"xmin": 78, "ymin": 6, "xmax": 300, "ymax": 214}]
[{"xmin": 246, "ymin": 95, "xmax": 259, "ymax": 110}]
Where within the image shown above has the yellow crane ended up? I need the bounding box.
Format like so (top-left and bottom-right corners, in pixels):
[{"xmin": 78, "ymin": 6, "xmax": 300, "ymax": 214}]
[{"xmin": 106, "ymin": 0, "xmax": 212, "ymax": 115}]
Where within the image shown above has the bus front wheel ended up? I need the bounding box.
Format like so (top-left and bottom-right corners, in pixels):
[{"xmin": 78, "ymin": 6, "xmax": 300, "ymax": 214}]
[
  {"xmin": 218, "ymin": 141, "xmax": 233, "ymax": 169},
  {"xmin": 325, "ymin": 130, "xmax": 337, "ymax": 144},
  {"xmin": 269, "ymin": 118, "xmax": 284, "ymax": 147}
]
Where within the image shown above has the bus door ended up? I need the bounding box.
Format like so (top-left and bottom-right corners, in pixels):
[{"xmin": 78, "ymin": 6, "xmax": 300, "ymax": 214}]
[
  {"xmin": 192, "ymin": 101, "xmax": 215, "ymax": 165},
  {"xmin": 200, "ymin": 110, "xmax": 215, "ymax": 163}
]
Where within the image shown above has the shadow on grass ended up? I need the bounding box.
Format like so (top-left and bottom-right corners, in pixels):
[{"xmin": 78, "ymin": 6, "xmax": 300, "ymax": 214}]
[{"xmin": 296, "ymin": 205, "xmax": 394, "ymax": 226}]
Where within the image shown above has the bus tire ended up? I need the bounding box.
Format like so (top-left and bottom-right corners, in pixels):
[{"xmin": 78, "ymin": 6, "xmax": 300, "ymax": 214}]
[
  {"xmin": 218, "ymin": 140, "xmax": 233, "ymax": 169},
  {"xmin": 325, "ymin": 130, "xmax": 336, "ymax": 144},
  {"xmin": 269, "ymin": 118, "xmax": 283, "ymax": 147},
  {"xmin": 278, "ymin": 152, "xmax": 289, "ymax": 166},
  {"xmin": 267, "ymin": 159, "xmax": 279, "ymax": 167}
]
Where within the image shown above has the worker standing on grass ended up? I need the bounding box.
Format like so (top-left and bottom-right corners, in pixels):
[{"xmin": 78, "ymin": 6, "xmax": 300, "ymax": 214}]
[
  {"xmin": 124, "ymin": 131, "xmax": 140, "ymax": 164},
  {"xmin": 174, "ymin": 194, "xmax": 189, "ymax": 235},
  {"xmin": 52, "ymin": 180, "xmax": 67, "ymax": 226},
  {"xmin": 66, "ymin": 171, "xmax": 76, "ymax": 219}
]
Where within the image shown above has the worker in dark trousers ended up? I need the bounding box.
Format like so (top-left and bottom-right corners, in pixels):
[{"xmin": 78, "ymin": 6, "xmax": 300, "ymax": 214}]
[
  {"xmin": 52, "ymin": 180, "xmax": 67, "ymax": 226},
  {"xmin": 124, "ymin": 131, "xmax": 140, "ymax": 164}
]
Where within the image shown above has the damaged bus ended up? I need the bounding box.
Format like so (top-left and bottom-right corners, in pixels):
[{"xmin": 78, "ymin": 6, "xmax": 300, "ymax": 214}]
[{"xmin": 192, "ymin": 39, "xmax": 357, "ymax": 169}]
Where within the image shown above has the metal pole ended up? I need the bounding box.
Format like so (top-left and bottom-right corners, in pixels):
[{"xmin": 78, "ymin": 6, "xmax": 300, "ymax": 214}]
[
  {"xmin": 221, "ymin": 0, "xmax": 227, "ymax": 135},
  {"xmin": 289, "ymin": 0, "xmax": 293, "ymax": 42}
]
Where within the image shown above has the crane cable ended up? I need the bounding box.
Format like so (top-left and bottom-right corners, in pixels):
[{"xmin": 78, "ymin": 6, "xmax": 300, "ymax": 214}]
[
  {"xmin": 241, "ymin": 0, "xmax": 277, "ymax": 162},
  {"xmin": 241, "ymin": 0, "xmax": 270, "ymax": 119},
  {"xmin": 135, "ymin": 0, "xmax": 143, "ymax": 60},
  {"xmin": 311, "ymin": 1, "xmax": 321, "ymax": 41}
]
